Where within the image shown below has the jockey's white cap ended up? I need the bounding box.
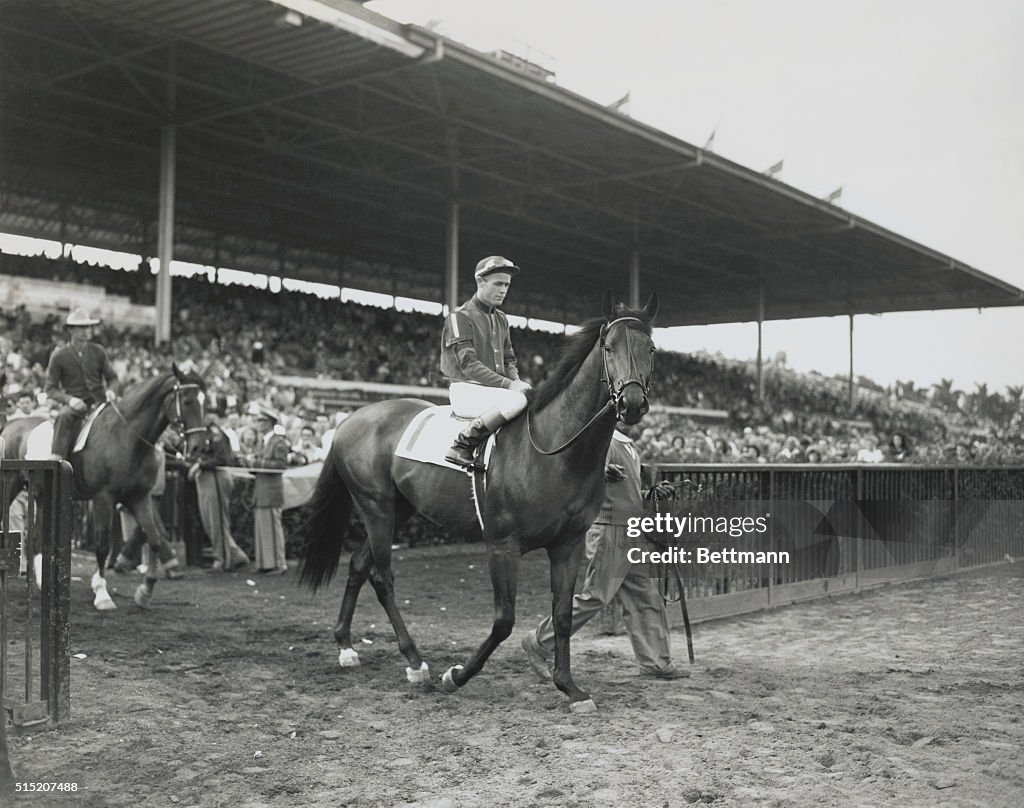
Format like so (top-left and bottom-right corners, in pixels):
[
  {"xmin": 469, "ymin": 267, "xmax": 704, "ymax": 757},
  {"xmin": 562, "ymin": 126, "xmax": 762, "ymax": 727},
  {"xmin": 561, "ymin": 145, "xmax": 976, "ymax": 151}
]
[
  {"xmin": 65, "ymin": 308, "xmax": 100, "ymax": 327},
  {"xmin": 474, "ymin": 255, "xmax": 520, "ymax": 279}
]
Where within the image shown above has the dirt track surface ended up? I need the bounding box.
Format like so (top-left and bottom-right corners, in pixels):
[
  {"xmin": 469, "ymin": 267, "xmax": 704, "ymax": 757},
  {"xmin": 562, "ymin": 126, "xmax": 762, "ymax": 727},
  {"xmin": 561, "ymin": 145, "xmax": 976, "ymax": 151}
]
[{"xmin": 6, "ymin": 548, "xmax": 1024, "ymax": 808}]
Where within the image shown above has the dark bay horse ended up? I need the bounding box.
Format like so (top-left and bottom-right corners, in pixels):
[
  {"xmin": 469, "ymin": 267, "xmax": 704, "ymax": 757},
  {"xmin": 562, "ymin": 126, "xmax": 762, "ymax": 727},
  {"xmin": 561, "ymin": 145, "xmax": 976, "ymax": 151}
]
[
  {"xmin": 2, "ymin": 365, "xmax": 206, "ymax": 610},
  {"xmin": 300, "ymin": 292, "xmax": 658, "ymax": 710}
]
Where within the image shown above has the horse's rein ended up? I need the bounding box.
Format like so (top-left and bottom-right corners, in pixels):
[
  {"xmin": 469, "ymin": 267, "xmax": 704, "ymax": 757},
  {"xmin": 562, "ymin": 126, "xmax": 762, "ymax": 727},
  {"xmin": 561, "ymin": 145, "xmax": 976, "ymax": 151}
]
[{"xmin": 527, "ymin": 316, "xmax": 652, "ymax": 456}]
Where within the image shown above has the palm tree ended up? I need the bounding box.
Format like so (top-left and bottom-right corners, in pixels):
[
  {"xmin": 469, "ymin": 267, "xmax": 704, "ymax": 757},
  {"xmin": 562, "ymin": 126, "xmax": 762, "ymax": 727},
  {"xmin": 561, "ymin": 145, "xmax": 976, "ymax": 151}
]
[{"xmin": 930, "ymin": 378, "xmax": 959, "ymax": 412}]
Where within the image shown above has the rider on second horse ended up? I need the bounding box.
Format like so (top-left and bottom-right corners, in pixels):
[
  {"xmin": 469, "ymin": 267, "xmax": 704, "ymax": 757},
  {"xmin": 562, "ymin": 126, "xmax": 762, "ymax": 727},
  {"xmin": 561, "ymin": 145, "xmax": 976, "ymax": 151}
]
[
  {"xmin": 45, "ymin": 308, "xmax": 118, "ymax": 462},
  {"xmin": 441, "ymin": 256, "xmax": 532, "ymax": 468}
]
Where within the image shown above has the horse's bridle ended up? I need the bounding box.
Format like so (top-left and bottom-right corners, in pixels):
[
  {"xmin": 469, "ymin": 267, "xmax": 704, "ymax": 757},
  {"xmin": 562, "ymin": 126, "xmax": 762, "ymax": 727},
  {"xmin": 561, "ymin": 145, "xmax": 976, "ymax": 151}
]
[
  {"xmin": 170, "ymin": 382, "xmax": 207, "ymax": 440},
  {"xmin": 110, "ymin": 380, "xmax": 206, "ymax": 457},
  {"xmin": 600, "ymin": 316, "xmax": 654, "ymax": 415},
  {"xmin": 528, "ymin": 316, "xmax": 654, "ymax": 456}
]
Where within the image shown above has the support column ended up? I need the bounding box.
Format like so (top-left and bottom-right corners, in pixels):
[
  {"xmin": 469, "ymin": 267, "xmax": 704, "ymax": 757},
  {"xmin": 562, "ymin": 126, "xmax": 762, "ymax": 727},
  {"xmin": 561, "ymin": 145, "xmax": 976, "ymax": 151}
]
[
  {"xmin": 445, "ymin": 200, "xmax": 459, "ymax": 312},
  {"xmin": 155, "ymin": 124, "xmax": 175, "ymax": 345},
  {"xmin": 848, "ymin": 313, "xmax": 855, "ymax": 410},
  {"xmin": 629, "ymin": 248, "xmax": 640, "ymax": 309},
  {"xmin": 756, "ymin": 280, "xmax": 765, "ymax": 402}
]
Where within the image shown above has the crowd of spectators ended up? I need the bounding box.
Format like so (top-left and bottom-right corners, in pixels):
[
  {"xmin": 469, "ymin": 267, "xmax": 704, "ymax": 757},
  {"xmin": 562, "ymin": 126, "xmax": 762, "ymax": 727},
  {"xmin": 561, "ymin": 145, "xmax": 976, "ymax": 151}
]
[{"xmin": 2, "ymin": 253, "xmax": 1023, "ymax": 468}]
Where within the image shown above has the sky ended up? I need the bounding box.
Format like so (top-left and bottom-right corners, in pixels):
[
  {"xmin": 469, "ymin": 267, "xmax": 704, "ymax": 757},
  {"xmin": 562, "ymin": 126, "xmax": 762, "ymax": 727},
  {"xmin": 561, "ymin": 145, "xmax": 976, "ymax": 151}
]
[{"xmin": 368, "ymin": 0, "xmax": 1024, "ymax": 396}]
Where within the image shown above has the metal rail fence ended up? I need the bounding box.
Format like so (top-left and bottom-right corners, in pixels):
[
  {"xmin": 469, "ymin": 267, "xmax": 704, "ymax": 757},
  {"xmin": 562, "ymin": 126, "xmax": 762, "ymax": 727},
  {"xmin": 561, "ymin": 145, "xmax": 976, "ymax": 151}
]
[
  {"xmin": 645, "ymin": 463, "xmax": 1024, "ymax": 623},
  {"xmin": 0, "ymin": 460, "xmax": 73, "ymax": 730}
]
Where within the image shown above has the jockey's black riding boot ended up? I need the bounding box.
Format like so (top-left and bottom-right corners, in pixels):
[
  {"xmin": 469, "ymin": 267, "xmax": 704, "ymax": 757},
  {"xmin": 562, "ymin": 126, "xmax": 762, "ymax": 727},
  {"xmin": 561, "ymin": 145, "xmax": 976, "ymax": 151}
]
[
  {"xmin": 49, "ymin": 409, "xmax": 80, "ymax": 462},
  {"xmin": 445, "ymin": 411, "xmax": 507, "ymax": 468}
]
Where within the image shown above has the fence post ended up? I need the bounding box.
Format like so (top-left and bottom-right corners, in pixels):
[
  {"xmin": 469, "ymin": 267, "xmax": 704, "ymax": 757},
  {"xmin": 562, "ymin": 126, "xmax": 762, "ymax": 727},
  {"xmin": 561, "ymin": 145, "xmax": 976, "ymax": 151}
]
[
  {"xmin": 40, "ymin": 462, "xmax": 72, "ymax": 724},
  {"xmin": 854, "ymin": 467, "xmax": 863, "ymax": 594},
  {"xmin": 952, "ymin": 467, "xmax": 960, "ymax": 575},
  {"xmin": 766, "ymin": 468, "xmax": 775, "ymax": 607}
]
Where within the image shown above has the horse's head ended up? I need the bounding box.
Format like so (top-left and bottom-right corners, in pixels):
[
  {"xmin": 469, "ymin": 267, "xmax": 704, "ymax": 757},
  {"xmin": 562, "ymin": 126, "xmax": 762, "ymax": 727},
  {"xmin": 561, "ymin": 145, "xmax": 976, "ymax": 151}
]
[
  {"xmin": 165, "ymin": 363, "xmax": 207, "ymax": 458},
  {"xmin": 600, "ymin": 290, "xmax": 658, "ymax": 425}
]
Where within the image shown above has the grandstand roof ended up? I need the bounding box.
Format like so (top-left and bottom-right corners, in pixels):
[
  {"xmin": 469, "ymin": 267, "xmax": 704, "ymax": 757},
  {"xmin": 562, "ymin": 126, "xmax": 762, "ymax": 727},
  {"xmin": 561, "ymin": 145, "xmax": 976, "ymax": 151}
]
[{"xmin": 2, "ymin": 0, "xmax": 1022, "ymax": 327}]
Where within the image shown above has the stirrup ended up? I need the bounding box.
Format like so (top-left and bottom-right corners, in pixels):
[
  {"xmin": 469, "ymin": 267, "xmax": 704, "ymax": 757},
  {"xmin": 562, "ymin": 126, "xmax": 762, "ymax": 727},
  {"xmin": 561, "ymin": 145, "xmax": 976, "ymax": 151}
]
[{"xmin": 445, "ymin": 447, "xmax": 481, "ymax": 469}]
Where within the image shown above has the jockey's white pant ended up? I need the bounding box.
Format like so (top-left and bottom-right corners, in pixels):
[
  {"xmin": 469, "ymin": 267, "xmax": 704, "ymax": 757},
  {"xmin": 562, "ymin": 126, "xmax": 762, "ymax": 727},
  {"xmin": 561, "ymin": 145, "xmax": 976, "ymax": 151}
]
[{"xmin": 448, "ymin": 382, "xmax": 528, "ymax": 421}]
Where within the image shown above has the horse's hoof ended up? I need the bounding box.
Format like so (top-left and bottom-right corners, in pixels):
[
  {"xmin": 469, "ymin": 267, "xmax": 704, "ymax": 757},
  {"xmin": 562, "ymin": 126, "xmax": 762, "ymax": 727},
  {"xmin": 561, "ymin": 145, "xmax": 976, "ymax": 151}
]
[
  {"xmin": 569, "ymin": 698, "xmax": 597, "ymax": 714},
  {"xmin": 406, "ymin": 662, "xmax": 430, "ymax": 684},
  {"xmin": 338, "ymin": 648, "xmax": 360, "ymax": 668},
  {"xmin": 134, "ymin": 584, "xmax": 153, "ymax": 609},
  {"xmin": 441, "ymin": 665, "xmax": 463, "ymax": 693},
  {"xmin": 93, "ymin": 593, "xmax": 117, "ymax": 611},
  {"xmin": 161, "ymin": 560, "xmax": 184, "ymax": 580}
]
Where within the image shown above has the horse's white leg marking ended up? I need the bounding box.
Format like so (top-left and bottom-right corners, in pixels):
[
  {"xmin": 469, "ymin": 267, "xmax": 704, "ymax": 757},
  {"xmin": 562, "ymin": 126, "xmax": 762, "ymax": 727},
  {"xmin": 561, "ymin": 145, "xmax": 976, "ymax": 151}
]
[
  {"xmin": 91, "ymin": 573, "xmax": 117, "ymax": 611},
  {"xmin": 406, "ymin": 661, "xmax": 429, "ymax": 684},
  {"xmin": 134, "ymin": 583, "xmax": 153, "ymax": 609},
  {"xmin": 441, "ymin": 664, "xmax": 463, "ymax": 693},
  {"xmin": 338, "ymin": 648, "xmax": 360, "ymax": 667},
  {"xmin": 570, "ymin": 698, "xmax": 598, "ymax": 714}
]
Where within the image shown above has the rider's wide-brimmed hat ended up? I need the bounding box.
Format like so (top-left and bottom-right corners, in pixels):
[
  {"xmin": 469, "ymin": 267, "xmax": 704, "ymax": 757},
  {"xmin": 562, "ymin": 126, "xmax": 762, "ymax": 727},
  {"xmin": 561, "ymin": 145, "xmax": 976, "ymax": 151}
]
[
  {"xmin": 65, "ymin": 308, "xmax": 100, "ymax": 327},
  {"xmin": 474, "ymin": 255, "xmax": 520, "ymax": 279}
]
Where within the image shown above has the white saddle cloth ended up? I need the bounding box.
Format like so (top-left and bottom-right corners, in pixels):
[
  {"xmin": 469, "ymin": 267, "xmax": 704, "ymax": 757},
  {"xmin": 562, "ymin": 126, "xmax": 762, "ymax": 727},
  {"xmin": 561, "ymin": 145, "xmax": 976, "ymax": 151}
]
[
  {"xmin": 24, "ymin": 405, "xmax": 106, "ymax": 460},
  {"xmin": 394, "ymin": 405, "xmax": 495, "ymax": 471}
]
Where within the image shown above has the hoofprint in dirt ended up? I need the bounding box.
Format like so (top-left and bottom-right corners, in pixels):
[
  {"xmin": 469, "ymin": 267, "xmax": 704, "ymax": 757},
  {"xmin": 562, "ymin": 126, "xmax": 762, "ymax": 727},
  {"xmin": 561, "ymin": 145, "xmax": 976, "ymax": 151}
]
[{"xmin": 6, "ymin": 549, "xmax": 1023, "ymax": 807}]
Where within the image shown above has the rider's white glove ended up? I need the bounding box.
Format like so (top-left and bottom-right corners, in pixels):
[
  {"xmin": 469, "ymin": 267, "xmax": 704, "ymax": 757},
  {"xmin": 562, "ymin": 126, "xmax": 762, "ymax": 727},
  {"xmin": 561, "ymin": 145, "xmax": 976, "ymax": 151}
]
[
  {"xmin": 68, "ymin": 397, "xmax": 88, "ymax": 413},
  {"xmin": 508, "ymin": 380, "xmax": 532, "ymax": 393},
  {"xmin": 105, "ymin": 389, "xmax": 117, "ymax": 403}
]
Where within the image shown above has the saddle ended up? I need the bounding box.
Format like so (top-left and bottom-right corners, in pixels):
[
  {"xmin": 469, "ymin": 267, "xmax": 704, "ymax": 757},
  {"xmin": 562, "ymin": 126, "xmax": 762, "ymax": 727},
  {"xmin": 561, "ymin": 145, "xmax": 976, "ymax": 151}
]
[
  {"xmin": 394, "ymin": 406, "xmax": 496, "ymax": 472},
  {"xmin": 25, "ymin": 405, "xmax": 105, "ymax": 460}
]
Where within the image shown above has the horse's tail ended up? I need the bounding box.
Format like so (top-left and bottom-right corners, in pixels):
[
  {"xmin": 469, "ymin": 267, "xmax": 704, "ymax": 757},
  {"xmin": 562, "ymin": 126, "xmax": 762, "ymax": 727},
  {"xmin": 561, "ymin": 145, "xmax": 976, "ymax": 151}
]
[{"xmin": 298, "ymin": 451, "xmax": 354, "ymax": 593}]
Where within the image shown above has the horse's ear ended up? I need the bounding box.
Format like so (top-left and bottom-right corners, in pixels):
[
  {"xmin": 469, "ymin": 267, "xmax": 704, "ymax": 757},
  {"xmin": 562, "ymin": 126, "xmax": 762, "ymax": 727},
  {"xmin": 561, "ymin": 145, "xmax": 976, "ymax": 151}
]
[
  {"xmin": 171, "ymin": 362, "xmax": 182, "ymax": 380},
  {"xmin": 642, "ymin": 292, "xmax": 659, "ymax": 322},
  {"xmin": 600, "ymin": 289, "xmax": 615, "ymax": 319}
]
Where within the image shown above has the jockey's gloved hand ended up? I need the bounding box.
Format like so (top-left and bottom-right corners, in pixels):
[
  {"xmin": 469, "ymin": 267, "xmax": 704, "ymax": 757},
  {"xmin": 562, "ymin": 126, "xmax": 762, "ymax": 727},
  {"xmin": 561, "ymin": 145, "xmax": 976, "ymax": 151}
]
[
  {"xmin": 105, "ymin": 389, "xmax": 117, "ymax": 403},
  {"xmin": 644, "ymin": 481, "xmax": 676, "ymax": 501},
  {"xmin": 605, "ymin": 463, "xmax": 626, "ymax": 483},
  {"xmin": 69, "ymin": 397, "xmax": 88, "ymax": 413},
  {"xmin": 509, "ymin": 379, "xmax": 532, "ymax": 393}
]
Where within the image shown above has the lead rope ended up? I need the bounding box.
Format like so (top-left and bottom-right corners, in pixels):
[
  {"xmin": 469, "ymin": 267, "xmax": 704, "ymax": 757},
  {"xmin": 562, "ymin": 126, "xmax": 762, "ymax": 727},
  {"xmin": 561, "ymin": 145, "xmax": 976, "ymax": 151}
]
[{"xmin": 653, "ymin": 483, "xmax": 695, "ymax": 664}]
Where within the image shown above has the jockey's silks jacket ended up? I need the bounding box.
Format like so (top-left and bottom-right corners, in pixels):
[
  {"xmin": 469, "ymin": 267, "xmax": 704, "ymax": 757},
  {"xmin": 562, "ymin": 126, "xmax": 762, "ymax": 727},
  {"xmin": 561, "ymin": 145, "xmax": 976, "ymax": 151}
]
[
  {"xmin": 597, "ymin": 432, "xmax": 644, "ymax": 526},
  {"xmin": 45, "ymin": 342, "xmax": 117, "ymax": 407},
  {"xmin": 440, "ymin": 295, "xmax": 521, "ymax": 388}
]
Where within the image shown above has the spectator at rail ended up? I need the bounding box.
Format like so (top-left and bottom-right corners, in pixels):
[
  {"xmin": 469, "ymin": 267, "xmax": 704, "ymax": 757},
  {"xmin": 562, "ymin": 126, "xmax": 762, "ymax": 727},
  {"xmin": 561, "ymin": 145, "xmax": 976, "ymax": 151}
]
[
  {"xmin": 237, "ymin": 423, "xmax": 259, "ymax": 459},
  {"xmin": 189, "ymin": 411, "xmax": 249, "ymax": 572},
  {"xmin": 887, "ymin": 432, "xmax": 912, "ymax": 462},
  {"xmin": 9, "ymin": 390, "xmax": 41, "ymax": 419},
  {"xmin": 249, "ymin": 402, "xmax": 289, "ymax": 575},
  {"xmin": 855, "ymin": 434, "xmax": 885, "ymax": 463},
  {"xmin": 291, "ymin": 424, "xmax": 325, "ymax": 465}
]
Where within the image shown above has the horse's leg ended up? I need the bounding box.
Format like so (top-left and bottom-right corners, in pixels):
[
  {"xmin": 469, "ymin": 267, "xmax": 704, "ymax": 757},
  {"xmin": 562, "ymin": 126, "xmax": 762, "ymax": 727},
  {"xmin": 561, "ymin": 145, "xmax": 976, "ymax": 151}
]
[
  {"xmin": 90, "ymin": 493, "xmax": 117, "ymax": 611},
  {"xmin": 123, "ymin": 495, "xmax": 165, "ymax": 609},
  {"xmin": 367, "ymin": 554, "xmax": 428, "ymax": 684},
  {"xmin": 332, "ymin": 540, "xmax": 373, "ymax": 668},
  {"xmin": 349, "ymin": 497, "xmax": 427, "ymax": 682},
  {"xmin": 442, "ymin": 544, "xmax": 519, "ymax": 693},
  {"xmin": 547, "ymin": 536, "xmax": 594, "ymax": 711}
]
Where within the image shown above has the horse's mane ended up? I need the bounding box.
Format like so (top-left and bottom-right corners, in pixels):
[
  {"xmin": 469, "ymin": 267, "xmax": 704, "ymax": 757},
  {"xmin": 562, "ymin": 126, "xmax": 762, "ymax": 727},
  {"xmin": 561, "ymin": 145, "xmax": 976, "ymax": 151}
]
[
  {"xmin": 528, "ymin": 305, "xmax": 653, "ymax": 413},
  {"xmin": 118, "ymin": 367, "xmax": 205, "ymax": 418}
]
